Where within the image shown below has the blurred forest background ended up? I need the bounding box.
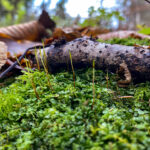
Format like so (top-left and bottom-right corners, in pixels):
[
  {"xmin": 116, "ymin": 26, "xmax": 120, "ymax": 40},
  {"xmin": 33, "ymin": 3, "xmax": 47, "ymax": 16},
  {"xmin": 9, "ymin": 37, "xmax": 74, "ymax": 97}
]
[{"xmin": 0, "ymin": 0, "xmax": 150, "ymax": 30}]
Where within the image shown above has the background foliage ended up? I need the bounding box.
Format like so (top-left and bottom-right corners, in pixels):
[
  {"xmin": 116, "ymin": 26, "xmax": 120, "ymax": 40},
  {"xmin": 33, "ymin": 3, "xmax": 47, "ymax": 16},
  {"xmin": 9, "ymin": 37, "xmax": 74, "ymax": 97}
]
[{"xmin": 0, "ymin": 0, "xmax": 150, "ymax": 30}]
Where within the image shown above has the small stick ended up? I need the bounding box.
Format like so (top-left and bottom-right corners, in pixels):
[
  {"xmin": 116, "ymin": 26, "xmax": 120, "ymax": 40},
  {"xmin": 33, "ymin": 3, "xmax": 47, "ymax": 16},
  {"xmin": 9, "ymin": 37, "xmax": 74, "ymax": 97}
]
[
  {"xmin": 118, "ymin": 96, "xmax": 133, "ymax": 99},
  {"xmin": 6, "ymin": 59, "xmax": 25, "ymax": 71},
  {"xmin": 0, "ymin": 44, "xmax": 50, "ymax": 79}
]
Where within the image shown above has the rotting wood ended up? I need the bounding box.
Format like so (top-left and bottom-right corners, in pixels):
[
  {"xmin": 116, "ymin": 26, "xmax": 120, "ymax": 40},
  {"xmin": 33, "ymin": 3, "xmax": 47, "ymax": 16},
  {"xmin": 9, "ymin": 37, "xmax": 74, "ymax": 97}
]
[
  {"xmin": 1, "ymin": 37, "xmax": 150, "ymax": 83},
  {"xmin": 36, "ymin": 37, "xmax": 150, "ymax": 82}
]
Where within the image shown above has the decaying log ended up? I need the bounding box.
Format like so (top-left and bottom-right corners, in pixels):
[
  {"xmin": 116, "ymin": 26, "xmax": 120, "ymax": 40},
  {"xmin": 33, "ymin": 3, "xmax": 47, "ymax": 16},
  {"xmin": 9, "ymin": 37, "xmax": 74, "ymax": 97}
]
[
  {"xmin": 1, "ymin": 37, "xmax": 150, "ymax": 83},
  {"xmin": 36, "ymin": 37, "xmax": 150, "ymax": 82}
]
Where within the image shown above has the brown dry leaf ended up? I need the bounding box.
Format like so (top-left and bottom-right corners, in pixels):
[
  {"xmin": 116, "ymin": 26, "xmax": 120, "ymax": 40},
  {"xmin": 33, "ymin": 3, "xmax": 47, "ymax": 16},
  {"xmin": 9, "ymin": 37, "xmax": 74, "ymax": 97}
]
[
  {"xmin": 0, "ymin": 11, "xmax": 55, "ymax": 77},
  {"xmin": 0, "ymin": 37, "xmax": 41, "ymax": 78},
  {"xmin": 97, "ymin": 30, "xmax": 150, "ymax": 40},
  {"xmin": 62, "ymin": 26, "xmax": 109, "ymax": 37},
  {"xmin": 0, "ymin": 37, "xmax": 41, "ymax": 58},
  {"xmin": 44, "ymin": 27, "xmax": 108, "ymax": 45},
  {"xmin": 79, "ymin": 27, "xmax": 109, "ymax": 37},
  {"xmin": 0, "ymin": 33, "xmax": 12, "ymax": 39},
  {"xmin": 45, "ymin": 28, "xmax": 82, "ymax": 44},
  {"xmin": 64, "ymin": 31, "xmax": 81, "ymax": 41},
  {"xmin": 0, "ymin": 42, "xmax": 7, "ymax": 69},
  {"xmin": 53, "ymin": 28, "xmax": 81, "ymax": 41},
  {"xmin": 0, "ymin": 10, "xmax": 55, "ymax": 41}
]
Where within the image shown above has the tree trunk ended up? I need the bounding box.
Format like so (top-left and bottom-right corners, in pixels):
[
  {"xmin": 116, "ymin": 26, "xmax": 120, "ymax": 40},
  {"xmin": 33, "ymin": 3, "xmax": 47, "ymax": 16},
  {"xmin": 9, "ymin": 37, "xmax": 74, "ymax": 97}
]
[{"xmin": 37, "ymin": 37, "xmax": 150, "ymax": 82}]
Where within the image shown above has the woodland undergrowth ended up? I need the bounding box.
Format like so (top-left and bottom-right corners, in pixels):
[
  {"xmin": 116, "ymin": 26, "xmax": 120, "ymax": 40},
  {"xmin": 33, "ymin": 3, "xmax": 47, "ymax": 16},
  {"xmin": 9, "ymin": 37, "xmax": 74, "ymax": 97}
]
[{"xmin": 0, "ymin": 38, "xmax": 150, "ymax": 150}]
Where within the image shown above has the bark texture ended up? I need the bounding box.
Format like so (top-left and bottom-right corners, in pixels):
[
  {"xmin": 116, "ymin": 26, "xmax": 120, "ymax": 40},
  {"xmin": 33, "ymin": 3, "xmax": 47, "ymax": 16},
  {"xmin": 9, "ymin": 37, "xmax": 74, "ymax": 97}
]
[{"xmin": 37, "ymin": 37, "xmax": 150, "ymax": 82}]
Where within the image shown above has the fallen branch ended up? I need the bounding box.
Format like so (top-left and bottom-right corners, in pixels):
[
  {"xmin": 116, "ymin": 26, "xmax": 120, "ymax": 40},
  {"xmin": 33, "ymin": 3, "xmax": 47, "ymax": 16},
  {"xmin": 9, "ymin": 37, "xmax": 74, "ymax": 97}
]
[
  {"xmin": 37, "ymin": 37, "xmax": 150, "ymax": 82},
  {"xmin": 1, "ymin": 37, "xmax": 150, "ymax": 84}
]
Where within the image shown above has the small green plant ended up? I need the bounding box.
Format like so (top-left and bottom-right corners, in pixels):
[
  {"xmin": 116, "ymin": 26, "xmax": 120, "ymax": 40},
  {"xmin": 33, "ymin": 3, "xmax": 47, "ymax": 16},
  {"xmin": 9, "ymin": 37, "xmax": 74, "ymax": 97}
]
[
  {"xmin": 69, "ymin": 50, "xmax": 76, "ymax": 88},
  {"xmin": 137, "ymin": 24, "xmax": 150, "ymax": 35},
  {"xmin": 92, "ymin": 60, "xmax": 95, "ymax": 110},
  {"xmin": 35, "ymin": 49, "xmax": 40, "ymax": 71},
  {"xmin": 39, "ymin": 48, "xmax": 52, "ymax": 90},
  {"xmin": 25, "ymin": 59, "xmax": 40, "ymax": 100}
]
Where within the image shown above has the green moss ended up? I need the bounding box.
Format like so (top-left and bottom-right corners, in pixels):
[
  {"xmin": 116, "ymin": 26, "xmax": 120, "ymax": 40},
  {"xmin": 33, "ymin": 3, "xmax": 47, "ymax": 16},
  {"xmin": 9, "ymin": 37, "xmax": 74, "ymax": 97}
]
[
  {"xmin": 0, "ymin": 68, "xmax": 150, "ymax": 149},
  {"xmin": 0, "ymin": 37, "xmax": 150, "ymax": 149},
  {"xmin": 98, "ymin": 37, "xmax": 150, "ymax": 46}
]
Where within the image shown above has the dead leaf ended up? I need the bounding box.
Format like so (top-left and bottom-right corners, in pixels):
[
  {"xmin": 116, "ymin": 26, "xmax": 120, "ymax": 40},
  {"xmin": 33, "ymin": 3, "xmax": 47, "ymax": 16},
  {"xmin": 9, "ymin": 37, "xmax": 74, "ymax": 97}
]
[
  {"xmin": 80, "ymin": 27, "xmax": 109, "ymax": 37},
  {"xmin": 0, "ymin": 10, "xmax": 56, "ymax": 41},
  {"xmin": 0, "ymin": 42, "xmax": 7, "ymax": 69},
  {"xmin": 0, "ymin": 37, "xmax": 41, "ymax": 58},
  {"xmin": 45, "ymin": 28, "xmax": 82, "ymax": 44},
  {"xmin": 97, "ymin": 30, "xmax": 150, "ymax": 40}
]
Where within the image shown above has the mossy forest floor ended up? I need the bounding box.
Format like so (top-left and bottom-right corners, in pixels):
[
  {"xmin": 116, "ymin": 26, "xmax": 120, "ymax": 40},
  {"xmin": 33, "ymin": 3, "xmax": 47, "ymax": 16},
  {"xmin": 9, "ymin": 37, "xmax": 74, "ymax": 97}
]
[{"xmin": 0, "ymin": 38, "xmax": 150, "ymax": 150}]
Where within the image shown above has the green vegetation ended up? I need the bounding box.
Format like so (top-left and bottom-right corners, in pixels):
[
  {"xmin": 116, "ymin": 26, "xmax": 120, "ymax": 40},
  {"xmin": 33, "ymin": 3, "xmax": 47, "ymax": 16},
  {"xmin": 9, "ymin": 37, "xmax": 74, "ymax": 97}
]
[
  {"xmin": 98, "ymin": 37, "xmax": 150, "ymax": 46},
  {"xmin": 80, "ymin": 7, "xmax": 124, "ymax": 28},
  {"xmin": 0, "ymin": 38, "xmax": 150, "ymax": 149},
  {"xmin": 137, "ymin": 25, "xmax": 150, "ymax": 35},
  {"xmin": 0, "ymin": 0, "xmax": 34, "ymax": 26}
]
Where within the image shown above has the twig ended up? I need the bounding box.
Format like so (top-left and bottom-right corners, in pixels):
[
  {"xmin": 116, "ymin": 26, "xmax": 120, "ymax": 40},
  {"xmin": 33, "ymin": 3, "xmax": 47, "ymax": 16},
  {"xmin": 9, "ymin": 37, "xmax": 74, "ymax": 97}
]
[
  {"xmin": 118, "ymin": 96, "xmax": 133, "ymax": 99},
  {"xmin": 0, "ymin": 44, "xmax": 51, "ymax": 79},
  {"xmin": 6, "ymin": 59, "xmax": 25, "ymax": 71}
]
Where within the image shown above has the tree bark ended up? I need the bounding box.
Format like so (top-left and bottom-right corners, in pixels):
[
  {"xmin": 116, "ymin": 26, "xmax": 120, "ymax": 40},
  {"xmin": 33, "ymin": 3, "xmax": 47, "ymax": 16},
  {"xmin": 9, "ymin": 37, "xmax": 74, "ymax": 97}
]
[{"xmin": 37, "ymin": 37, "xmax": 150, "ymax": 82}]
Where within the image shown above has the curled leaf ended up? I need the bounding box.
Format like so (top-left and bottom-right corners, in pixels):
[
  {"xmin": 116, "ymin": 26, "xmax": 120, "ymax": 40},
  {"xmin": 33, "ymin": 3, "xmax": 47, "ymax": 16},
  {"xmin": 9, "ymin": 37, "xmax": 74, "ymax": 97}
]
[{"xmin": 117, "ymin": 61, "xmax": 132, "ymax": 87}]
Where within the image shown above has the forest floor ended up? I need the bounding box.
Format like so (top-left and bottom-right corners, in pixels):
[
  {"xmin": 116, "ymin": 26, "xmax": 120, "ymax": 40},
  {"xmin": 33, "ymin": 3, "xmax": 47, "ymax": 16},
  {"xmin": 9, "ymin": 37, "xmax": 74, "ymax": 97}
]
[{"xmin": 0, "ymin": 38, "xmax": 150, "ymax": 149}]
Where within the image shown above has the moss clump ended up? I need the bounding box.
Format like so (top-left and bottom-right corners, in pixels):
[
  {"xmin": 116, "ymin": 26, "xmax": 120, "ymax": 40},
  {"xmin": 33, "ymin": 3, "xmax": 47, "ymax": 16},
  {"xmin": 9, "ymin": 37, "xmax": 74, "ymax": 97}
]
[
  {"xmin": 98, "ymin": 37, "xmax": 150, "ymax": 46},
  {"xmin": 0, "ymin": 68, "xmax": 150, "ymax": 149},
  {"xmin": 0, "ymin": 37, "xmax": 150, "ymax": 149}
]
